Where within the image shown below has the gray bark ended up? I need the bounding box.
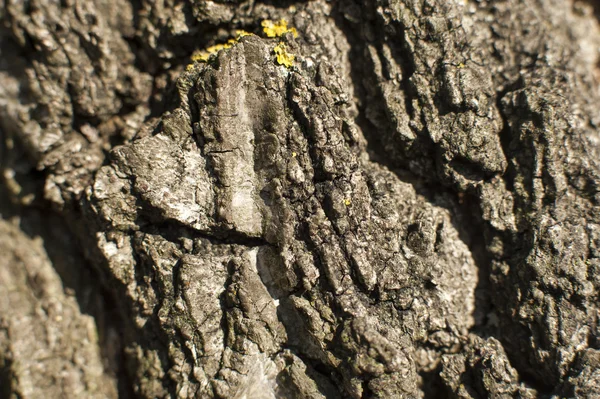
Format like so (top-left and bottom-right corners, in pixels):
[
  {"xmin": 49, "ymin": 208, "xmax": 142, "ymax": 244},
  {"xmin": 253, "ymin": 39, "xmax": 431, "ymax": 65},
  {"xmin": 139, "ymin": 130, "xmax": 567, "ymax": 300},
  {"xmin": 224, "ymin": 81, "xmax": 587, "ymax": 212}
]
[{"xmin": 1, "ymin": 0, "xmax": 600, "ymax": 398}]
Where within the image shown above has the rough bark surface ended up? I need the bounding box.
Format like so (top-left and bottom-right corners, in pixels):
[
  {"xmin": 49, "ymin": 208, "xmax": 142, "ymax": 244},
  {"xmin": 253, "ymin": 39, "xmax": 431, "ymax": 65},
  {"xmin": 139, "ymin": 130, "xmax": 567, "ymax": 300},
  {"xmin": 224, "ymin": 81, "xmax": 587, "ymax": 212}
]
[{"xmin": 1, "ymin": 0, "xmax": 599, "ymax": 398}]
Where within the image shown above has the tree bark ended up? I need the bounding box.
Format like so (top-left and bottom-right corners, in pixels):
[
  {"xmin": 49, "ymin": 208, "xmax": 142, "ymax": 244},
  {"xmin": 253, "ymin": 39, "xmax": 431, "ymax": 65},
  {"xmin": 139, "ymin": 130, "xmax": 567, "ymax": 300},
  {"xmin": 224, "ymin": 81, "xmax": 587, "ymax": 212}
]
[{"xmin": 1, "ymin": 0, "xmax": 600, "ymax": 398}]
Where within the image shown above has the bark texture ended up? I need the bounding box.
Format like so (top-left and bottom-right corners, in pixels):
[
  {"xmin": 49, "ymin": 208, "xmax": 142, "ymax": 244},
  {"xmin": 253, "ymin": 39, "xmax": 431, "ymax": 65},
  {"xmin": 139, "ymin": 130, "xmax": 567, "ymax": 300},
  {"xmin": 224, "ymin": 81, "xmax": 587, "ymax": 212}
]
[{"xmin": 1, "ymin": 0, "xmax": 600, "ymax": 398}]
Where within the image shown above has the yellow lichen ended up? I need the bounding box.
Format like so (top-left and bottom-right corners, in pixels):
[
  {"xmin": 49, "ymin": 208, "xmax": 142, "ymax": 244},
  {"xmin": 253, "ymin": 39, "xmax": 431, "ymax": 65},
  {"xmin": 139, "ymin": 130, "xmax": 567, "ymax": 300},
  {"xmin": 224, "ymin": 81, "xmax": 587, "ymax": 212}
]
[
  {"xmin": 273, "ymin": 42, "xmax": 295, "ymax": 68},
  {"xmin": 344, "ymin": 198, "xmax": 352, "ymax": 206},
  {"xmin": 190, "ymin": 31, "xmax": 254, "ymax": 64},
  {"xmin": 191, "ymin": 42, "xmax": 233, "ymax": 62},
  {"xmin": 262, "ymin": 19, "xmax": 298, "ymax": 38},
  {"xmin": 291, "ymin": 151, "xmax": 297, "ymax": 157},
  {"xmin": 236, "ymin": 30, "xmax": 253, "ymax": 38},
  {"xmin": 189, "ymin": 20, "xmax": 298, "ymax": 68},
  {"xmin": 457, "ymin": 62, "xmax": 465, "ymax": 69}
]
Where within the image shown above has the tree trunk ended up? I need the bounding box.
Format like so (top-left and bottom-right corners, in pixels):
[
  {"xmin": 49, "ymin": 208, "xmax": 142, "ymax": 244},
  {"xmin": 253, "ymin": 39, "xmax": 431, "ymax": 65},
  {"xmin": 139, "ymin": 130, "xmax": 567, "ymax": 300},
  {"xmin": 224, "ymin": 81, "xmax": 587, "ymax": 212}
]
[{"xmin": 1, "ymin": 0, "xmax": 600, "ymax": 397}]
